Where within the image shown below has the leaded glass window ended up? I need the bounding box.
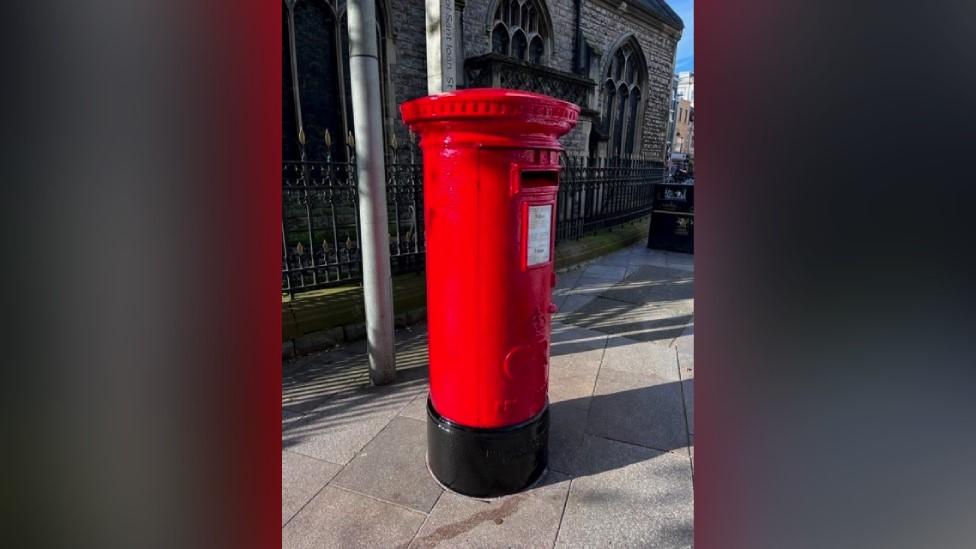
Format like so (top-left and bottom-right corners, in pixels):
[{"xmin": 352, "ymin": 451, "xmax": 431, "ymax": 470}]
[
  {"xmin": 490, "ymin": 0, "xmax": 549, "ymax": 65},
  {"xmin": 601, "ymin": 39, "xmax": 647, "ymax": 157}
]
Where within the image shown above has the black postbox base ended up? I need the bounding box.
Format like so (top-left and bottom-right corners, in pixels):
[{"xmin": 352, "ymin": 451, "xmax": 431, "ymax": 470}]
[{"xmin": 426, "ymin": 397, "xmax": 549, "ymax": 498}]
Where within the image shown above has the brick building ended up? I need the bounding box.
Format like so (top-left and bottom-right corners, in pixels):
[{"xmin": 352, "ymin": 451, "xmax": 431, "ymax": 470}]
[
  {"xmin": 677, "ymin": 70, "xmax": 694, "ymax": 105},
  {"xmin": 673, "ymin": 98, "xmax": 693, "ymax": 157},
  {"xmin": 282, "ymin": 0, "xmax": 683, "ymax": 161}
]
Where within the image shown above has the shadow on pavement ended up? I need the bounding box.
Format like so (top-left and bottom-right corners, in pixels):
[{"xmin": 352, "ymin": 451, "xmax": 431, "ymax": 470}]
[
  {"xmin": 282, "ymin": 328, "xmax": 430, "ymax": 450},
  {"xmin": 282, "ymin": 257, "xmax": 694, "ymax": 480},
  {"xmin": 284, "ymin": 345, "xmax": 692, "ymax": 489},
  {"xmin": 537, "ymin": 378, "xmax": 693, "ymax": 487},
  {"xmin": 556, "ymin": 264, "xmax": 694, "ymax": 345}
]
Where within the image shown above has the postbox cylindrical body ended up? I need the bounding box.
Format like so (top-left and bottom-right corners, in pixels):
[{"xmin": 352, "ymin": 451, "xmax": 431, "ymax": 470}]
[{"xmin": 401, "ymin": 89, "xmax": 579, "ymax": 497}]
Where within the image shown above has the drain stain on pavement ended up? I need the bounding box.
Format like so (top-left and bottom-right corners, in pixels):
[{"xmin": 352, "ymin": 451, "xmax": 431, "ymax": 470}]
[{"xmin": 411, "ymin": 496, "xmax": 523, "ymax": 548}]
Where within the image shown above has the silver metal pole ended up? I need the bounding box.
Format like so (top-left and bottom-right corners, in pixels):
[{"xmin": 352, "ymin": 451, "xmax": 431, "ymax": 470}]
[{"xmin": 347, "ymin": 0, "xmax": 396, "ymax": 385}]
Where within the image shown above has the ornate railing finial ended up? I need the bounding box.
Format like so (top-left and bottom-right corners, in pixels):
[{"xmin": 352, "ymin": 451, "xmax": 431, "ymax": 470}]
[{"xmin": 345, "ymin": 131, "xmax": 356, "ymax": 161}]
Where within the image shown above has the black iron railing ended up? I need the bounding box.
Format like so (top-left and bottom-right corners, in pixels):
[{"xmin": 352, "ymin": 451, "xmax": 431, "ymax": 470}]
[
  {"xmin": 282, "ymin": 143, "xmax": 424, "ymax": 295},
  {"xmin": 555, "ymin": 155, "xmax": 663, "ymax": 242},
  {"xmin": 283, "ymin": 151, "xmax": 662, "ymax": 295}
]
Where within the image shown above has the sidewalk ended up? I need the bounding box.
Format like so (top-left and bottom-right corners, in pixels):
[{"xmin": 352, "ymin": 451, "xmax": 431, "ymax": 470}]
[{"xmin": 282, "ymin": 242, "xmax": 694, "ymax": 548}]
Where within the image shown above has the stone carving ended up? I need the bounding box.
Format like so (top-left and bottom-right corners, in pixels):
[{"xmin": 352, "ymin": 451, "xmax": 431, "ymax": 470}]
[{"xmin": 464, "ymin": 53, "xmax": 594, "ymax": 107}]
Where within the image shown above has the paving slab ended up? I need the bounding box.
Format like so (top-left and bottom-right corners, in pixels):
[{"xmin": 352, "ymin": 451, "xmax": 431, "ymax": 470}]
[
  {"xmin": 628, "ymin": 249, "xmax": 671, "ymax": 267},
  {"xmin": 673, "ymin": 323, "xmax": 694, "ymax": 378},
  {"xmin": 587, "ymin": 366, "xmax": 689, "ymax": 452},
  {"xmin": 628, "ymin": 255, "xmax": 671, "ymax": 270},
  {"xmin": 283, "ymin": 328, "xmax": 429, "ymax": 414},
  {"xmin": 282, "ymin": 451, "xmax": 342, "ymax": 526},
  {"xmin": 564, "ymin": 276, "xmax": 620, "ymax": 297},
  {"xmin": 599, "ymin": 265, "xmax": 694, "ymax": 307},
  {"xmin": 283, "ymin": 383, "xmax": 420, "ymax": 464},
  {"xmin": 562, "ymin": 297, "xmax": 692, "ymax": 345},
  {"xmin": 601, "ymin": 335, "xmax": 682, "ymax": 381},
  {"xmin": 625, "ymin": 264, "xmax": 651, "ymax": 277},
  {"xmin": 282, "ymin": 348, "xmax": 371, "ymax": 413},
  {"xmin": 549, "ymin": 344, "xmax": 603, "ymax": 377},
  {"xmin": 283, "ymin": 409, "xmax": 306, "ymax": 433},
  {"xmin": 548, "ymin": 326, "xmax": 603, "ymax": 411},
  {"xmin": 556, "ymin": 436, "xmax": 693, "ymax": 548},
  {"xmin": 549, "ymin": 322, "xmax": 608, "ymax": 360},
  {"xmin": 682, "ymin": 378, "xmax": 694, "ymax": 437},
  {"xmin": 547, "ymin": 364, "xmax": 600, "ymax": 411},
  {"xmin": 553, "ymin": 293, "xmax": 597, "ymax": 317},
  {"xmin": 282, "ymin": 485, "xmax": 426, "ymax": 549},
  {"xmin": 399, "ymin": 392, "xmax": 430, "ymax": 421},
  {"xmin": 552, "ymin": 292, "xmax": 568, "ymax": 312},
  {"xmin": 665, "ymin": 252, "xmax": 694, "ymax": 271},
  {"xmin": 581, "ymin": 264, "xmax": 629, "ymax": 281},
  {"xmin": 283, "ymin": 329, "xmax": 430, "ymax": 464},
  {"xmin": 674, "ymin": 323, "xmax": 694, "ymax": 440},
  {"xmin": 553, "ymin": 270, "xmax": 584, "ymax": 294},
  {"xmin": 588, "ymin": 251, "xmax": 632, "ymax": 268},
  {"xmin": 333, "ymin": 416, "xmax": 443, "ymax": 513},
  {"xmin": 410, "ymin": 471, "xmax": 570, "ymax": 549},
  {"xmin": 548, "ymin": 404, "xmax": 589, "ymax": 475}
]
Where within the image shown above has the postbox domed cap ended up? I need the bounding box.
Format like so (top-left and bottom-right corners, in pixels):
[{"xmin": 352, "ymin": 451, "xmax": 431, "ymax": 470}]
[{"xmin": 400, "ymin": 88, "xmax": 580, "ymax": 140}]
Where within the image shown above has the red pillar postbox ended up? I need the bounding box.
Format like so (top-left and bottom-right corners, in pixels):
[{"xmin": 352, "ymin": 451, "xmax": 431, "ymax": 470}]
[{"xmin": 401, "ymin": 89, "xmax": 579, "ymax": 497}]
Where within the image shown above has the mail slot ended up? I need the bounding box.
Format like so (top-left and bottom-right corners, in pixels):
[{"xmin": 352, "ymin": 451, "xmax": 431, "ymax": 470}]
[{"xmin": 401, "ymin": 89, "xmax": 579, "ymax": 497}]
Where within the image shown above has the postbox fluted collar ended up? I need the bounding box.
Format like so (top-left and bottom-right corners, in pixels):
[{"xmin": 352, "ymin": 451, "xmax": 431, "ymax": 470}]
[{"xmin": 400, "ymin": 88, "xmax": 580, "ymax": 140}]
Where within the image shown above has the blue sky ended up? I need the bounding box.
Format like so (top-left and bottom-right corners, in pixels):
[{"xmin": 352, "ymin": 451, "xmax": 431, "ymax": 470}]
[{"xmin": 668, "ymin": 0, "xmax": 694, "ymax": 72}]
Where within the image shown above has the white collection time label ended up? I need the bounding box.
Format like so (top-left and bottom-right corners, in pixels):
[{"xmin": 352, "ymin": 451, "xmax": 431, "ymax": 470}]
[{"xmin": 526, "ymin": 205, "xmax": 553, "ymax": 266}]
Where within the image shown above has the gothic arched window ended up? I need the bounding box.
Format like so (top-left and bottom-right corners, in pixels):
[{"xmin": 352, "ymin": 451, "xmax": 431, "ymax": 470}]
[
  {"xmin": 283, "ymin": 0, "xmax": 389, "ymax": 161},
  {"xmin": 490, "ymin": 0, "xmax": 550, "ymax": 65},
  {"xmin": 601, "ymin": 38, "xmax": 647, "ymax": 157}
]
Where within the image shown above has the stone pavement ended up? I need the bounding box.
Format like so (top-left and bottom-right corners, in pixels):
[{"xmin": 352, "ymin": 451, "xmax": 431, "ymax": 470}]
[{"xmin": 282, "ymin": 242, "xmax": 694, "ymax": 548}]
